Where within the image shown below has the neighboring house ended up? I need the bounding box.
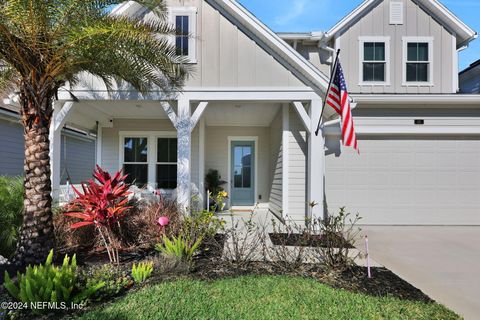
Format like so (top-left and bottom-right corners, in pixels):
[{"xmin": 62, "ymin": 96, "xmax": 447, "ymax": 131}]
[
  {"xmin": 0, "ymin": 102, "xmax": 96, "ymax": 185},
  {"xmin": 47, "ymin": 0, "xmax": 480, "ymax": 225},
  {"xmin": 459, "ymin": 59, "xmax": 480, "ymax": 93}
]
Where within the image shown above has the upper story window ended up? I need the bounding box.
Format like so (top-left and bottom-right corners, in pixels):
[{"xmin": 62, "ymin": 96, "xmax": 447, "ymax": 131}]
[
  {"xmin": 169, "ymin": 7, "xmax": 197, "ymax": 63},
  {"xmin": 359, "ymin": 37, "xmax": 390, "ymax": 85},
  {"xmin": 403, "ymin": 37, "xmax": 433, "ymax": 86}
]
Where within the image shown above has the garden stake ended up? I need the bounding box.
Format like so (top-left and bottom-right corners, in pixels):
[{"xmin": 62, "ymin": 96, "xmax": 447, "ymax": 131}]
[{"xmin": 365, "ymin": 236, "xmax": 372, "ymax": 278}]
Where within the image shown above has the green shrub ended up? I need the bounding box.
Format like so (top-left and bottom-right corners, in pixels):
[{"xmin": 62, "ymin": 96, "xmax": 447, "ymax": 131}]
[
  {"xmin": 155, "ymin": 235, "xmax": 203, "ymax": 263},
  {"xmin": 79, "ymin": 264, "xmax": 132, "ymax": 301},
  {"xmin": 0, "ymin": 176, "xmax": 23, "ymax": 258},
  {"xmin": 3, "ymin": 250, "xmax": 104, "ymax": 314},
  {"xmin": 131, "ymin": 261, "xmax": 154, "ymax": 284}
]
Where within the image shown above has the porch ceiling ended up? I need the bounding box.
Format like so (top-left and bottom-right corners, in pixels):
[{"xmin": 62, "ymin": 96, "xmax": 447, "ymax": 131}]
[
  {"xmin": 204, "ymin": 102, "xmax": 281, "ymax": 127},
  {"xmin": 65, "ymin": 100, "xmax": 282, "ymax": 131}
]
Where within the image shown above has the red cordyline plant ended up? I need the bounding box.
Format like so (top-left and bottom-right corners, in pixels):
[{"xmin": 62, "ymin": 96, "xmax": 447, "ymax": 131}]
[{"xmin": 65, "ymin": 166, "xmax": 132, "ymax": 264}]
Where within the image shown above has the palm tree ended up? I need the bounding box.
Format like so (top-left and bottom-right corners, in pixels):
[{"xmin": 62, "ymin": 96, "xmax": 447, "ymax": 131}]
[{"xmin": 0, "ymin": 0, "xmax": 190, "ymax": 266}]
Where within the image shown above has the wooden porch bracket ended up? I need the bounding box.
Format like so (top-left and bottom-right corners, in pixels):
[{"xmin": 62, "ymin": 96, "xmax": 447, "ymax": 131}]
[{"xmin": 292, "ymin": 101, "xmax": 311, "ymax": 134}]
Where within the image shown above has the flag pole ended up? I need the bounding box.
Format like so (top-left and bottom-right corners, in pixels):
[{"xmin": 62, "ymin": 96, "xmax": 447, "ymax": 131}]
[{"xmin": 315, "ymin": 49, "xmax": 341, "ymax": 136}]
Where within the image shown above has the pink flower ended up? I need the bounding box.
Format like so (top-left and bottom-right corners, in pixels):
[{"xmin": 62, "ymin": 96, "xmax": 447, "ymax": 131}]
[{"xmin": 157, "ymin": 216, "xmax": 169, "ymax": 227}]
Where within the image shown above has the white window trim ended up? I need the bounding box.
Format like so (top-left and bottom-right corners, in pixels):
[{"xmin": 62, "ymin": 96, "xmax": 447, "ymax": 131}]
[
  {"xmin": 118, "ymin": 131, "xmax": 177, "ymax": 190},
  {"xmin": 358, "ymin": 36, "xmax": 391, "ymax": 86},
  {"xmin": 227, "ymin": 136, "xmax": 259, "ymax": 208},
  {"xmin": 402, "ymin": 36, "xmax": 434, "ymax": 87},
  {"xmin": 168, "ymin": 7, "xmax": 197, "ymax": 64}
]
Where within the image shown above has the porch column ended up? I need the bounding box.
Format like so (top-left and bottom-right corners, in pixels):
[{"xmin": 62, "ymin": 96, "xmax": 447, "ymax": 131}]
[
  {"xmin": 282, "ymin": 104, "xmax": 290, "ymax": 219},
  {"xmin": 49, "ymin": 101, "xmax": 75, "ymax": 202},
  {"xmin": 308, "ymin": 99, "xmax": 325, "ymax": 220},
  {"xmin": 176, "ymin": 98, "xmax": 192, "ymax": 212},
  {"xmin": 198, "ymin": 117, "xmax": 206, "ymax": 206}
]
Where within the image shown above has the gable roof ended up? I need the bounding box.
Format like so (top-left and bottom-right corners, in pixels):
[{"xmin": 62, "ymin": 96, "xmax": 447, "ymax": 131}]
[
  {"xmin": 325, "ymin": 0, "xmax": 477, "ymax": 49},
  {"xmin": 112, "ymin": 0, "xmax": 330, "ymax": 96}
]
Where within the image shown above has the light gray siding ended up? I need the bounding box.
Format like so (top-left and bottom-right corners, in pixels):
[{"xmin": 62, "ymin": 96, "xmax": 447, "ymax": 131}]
[
  {"xmin": 336, "ymin": 0, "xmax": 456, "ymax": 94},
  {"xmin": 0, "ymin": 118, "xmax": 24, "ymax": 176},
  {"xmin": 60, "ymin": 135, "xmax": 95, "ymax": 184},
  {"xmin": 287, "ymin": 109, "xmax": 308, "ymax": 219},
  {"xmin": 0, "ymin": 117, "xmax": 95, "ymax": 182},
  {"xmin": 165, "ymin": 0, "xmax": 305, "ymax": 88},
  {"xmin": 269, "ymin": 110, "xmax": 283, "ymax": 216}
]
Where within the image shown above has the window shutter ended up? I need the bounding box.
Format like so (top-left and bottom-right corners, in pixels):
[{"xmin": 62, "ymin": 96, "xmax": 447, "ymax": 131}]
[{"xmin": 390, "ymin": 2, "xmax": 404, "ymax": 25}]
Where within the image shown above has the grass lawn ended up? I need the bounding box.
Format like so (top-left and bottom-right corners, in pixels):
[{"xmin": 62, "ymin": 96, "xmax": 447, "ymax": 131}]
[{"xmin": 77, "ymin": 275, "xmax": 459, "ymax": 320}]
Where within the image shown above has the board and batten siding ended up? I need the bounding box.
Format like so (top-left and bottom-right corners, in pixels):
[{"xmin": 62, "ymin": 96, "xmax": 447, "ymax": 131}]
[
  {"xmin": 336, "ymin": 0, "xmax": 456, "ymax": 94},
  {"xmin": 268, "ymin": 110, "xmax": 283, "ymax": 216},
  {"xmin": 164, "ymin": 0, "xmax": 305, "ymax": 88},
  {"xmin": 287, "ymin": 109, "xmax": 308, "ymax": 219}
]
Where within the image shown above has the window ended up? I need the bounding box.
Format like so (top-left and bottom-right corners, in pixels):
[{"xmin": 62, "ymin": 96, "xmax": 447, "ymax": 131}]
[
  {"xmin": 123, "ymin": 137, "xmax": 148, "ymax": 186},
  {"xmin": 359, "ymin": 37, "xmax": 390, "ymax": 85},
  {"xmin": 157, "ymin": 138, "xmax": 177, "ymax": 189},
  {"xmin": 403, "ymin": 37, "xmax": 433, "ymax": 85},
  {"xmin": 120, "ymin": 132, "xmax": 177, "ymax": 190},
  {"xmin": 169, "ymin": 7, "xmax": 197, "ymax": 63},
  {"xmin": 175, "ymin": 16, "xmax": 189, "ymax": 56}
]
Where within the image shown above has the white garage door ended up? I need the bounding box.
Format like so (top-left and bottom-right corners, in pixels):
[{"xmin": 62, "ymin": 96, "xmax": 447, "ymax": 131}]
[{"xmin": 326, "ymin": 137, "xmax": 480, "ymax": 225}]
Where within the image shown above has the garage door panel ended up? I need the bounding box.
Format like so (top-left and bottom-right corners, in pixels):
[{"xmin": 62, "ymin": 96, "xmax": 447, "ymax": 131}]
[{"xmin": 326, "ymin": 137, "xmax": 480, "ymax": 225}]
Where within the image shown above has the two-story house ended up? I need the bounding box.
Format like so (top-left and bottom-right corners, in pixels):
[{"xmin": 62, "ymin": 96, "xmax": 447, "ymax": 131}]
[{"xmin": 29, "ymin": 0, "xmax": 480, "ymax": 225}]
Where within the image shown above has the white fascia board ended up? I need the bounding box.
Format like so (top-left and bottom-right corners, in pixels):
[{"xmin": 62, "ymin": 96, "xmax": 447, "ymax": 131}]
[
  {"xmin": 326, "ymin": 0, "xmax": 379, "ymax": 38},
  {"xmin": 351, "ymin": 94, "xmax": 480, "ymax": 105},
  {"xmin": 325, "ymin": 0, "xmax": 476, "ymax": 48}
]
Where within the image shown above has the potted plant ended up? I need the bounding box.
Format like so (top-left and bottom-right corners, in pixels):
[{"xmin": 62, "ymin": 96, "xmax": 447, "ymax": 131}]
[{"xmin": 205, "ymin": 169, "xmax": 228, "ymax": 212}]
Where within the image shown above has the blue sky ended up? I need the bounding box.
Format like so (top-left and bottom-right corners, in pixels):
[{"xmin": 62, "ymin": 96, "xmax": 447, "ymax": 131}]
[{"xmin": 238, "ymin": 0, "xmax": 480, "ymax": 71}]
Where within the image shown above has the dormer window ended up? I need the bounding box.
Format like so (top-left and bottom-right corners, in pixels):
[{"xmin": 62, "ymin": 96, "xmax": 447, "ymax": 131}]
[
  {"xmin": 402, "ymin": 37, "xmax": 433, "ymax": 86},
  {"xmin": 359, "ymin": 36, "xmax": 390, "ymax": 86},
  {"xmin": 169, "ymin": 7, "xmax": 197, "ymax": 63}
]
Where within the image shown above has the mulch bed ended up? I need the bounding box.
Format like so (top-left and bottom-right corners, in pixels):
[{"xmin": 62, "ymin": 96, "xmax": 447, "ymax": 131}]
[{"xmin": 0, "ymin": 237, "xmax": 435, "ymax": 320}]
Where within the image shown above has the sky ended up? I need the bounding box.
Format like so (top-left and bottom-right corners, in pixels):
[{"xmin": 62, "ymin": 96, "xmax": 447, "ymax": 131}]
[{"xmin": 238, "ymin": 0, "xmax": 480, "ymax": 71}]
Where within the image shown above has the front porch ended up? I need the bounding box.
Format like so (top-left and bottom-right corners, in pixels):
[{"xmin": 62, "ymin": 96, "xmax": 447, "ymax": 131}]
[{"xmin": 52, "ymin": 89, "xmax": 325, "ymax": 222}]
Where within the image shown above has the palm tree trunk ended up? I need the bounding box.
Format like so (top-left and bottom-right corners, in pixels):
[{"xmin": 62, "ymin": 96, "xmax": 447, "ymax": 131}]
[{"xmin": 12, "ymin": 91, "xmax": 55, "ymax": 267}]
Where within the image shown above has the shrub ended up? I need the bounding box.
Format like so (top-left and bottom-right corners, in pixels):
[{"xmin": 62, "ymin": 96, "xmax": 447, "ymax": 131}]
[
  {"xmin": 311, "ymin": 207, "xmax": 362, "ymax": 271},
  {"xmin": 64, "ymin": 166, "xmax": 132, "ymax": 264},
  {"xmin": 78, "ymin": 264, "xmax": 132, "ymax": 301},
  {"xmin": 155, "ymin": 235, "xmax": 203, "ymax": 264},
  {"xmin": 131, "ymin": 261, "xmax": 154, "ymax": 284},
  {"xmin": 0, "ymin": 176, "xmax": 23, "ymax": 258},
  {"xmin": 119, "ymin": 197, "xmax": 181, "ymax": 248},
  {"xmin": 3, "ymin": 250, "xmax": 104, "ymax": 314}
]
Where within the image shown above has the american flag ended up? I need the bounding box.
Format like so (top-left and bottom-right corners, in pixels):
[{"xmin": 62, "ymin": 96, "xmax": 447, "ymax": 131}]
[{"xmin": 326, "ymin": 61, "xmax": 359, "ymax": 152}]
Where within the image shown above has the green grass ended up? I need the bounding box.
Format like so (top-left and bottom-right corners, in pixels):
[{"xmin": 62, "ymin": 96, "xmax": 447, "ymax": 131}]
[{"xmin": 77, "ymin": 275, "xmax": 459, "ymax": 320}]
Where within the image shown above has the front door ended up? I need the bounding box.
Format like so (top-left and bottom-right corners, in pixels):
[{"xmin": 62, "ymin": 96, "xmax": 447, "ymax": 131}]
[{"xmin": 231, "ymin": 141, "xmax": 255, "ymax": 206}]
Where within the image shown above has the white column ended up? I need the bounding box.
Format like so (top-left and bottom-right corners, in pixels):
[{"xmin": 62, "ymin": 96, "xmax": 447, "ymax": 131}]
[
  {"xmin": 198, "ymin": 117, "xmax": 206, "ymax": 206},
  {"xmin": 308, "ymin": 99, "xmax": 325, "ymax": 220},
  {"xmin": 176, "ymin": 98, "xmax": 192, "ymax": 212},
  {"xmin": 96, "ymin": 122, "xmax": 103, "ymax": 167},
  {"xmin": 49, "ymin": 102, "xmax": 63, "ymax": 202},
  {"xmin": 282, "ymin": 104, "xmax": 290, "ymax": 219}
]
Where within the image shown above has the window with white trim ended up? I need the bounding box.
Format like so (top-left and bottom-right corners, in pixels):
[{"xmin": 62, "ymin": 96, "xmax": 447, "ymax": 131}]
[
  {"xmin": 123, "ymin": 137, "xmax": 148, "ymax": 187},
  {"xmin": 359, "ymin": 37, "xmax": 390, "ymax": 85},
  {"xmin": 403, "ymin": 37, "xmax": 433, "ymax": 85},
  {"xmin": 120, "ymin": 132, "xmax": 178, "ymax": 190},
  {"xmin": 156, "ymin": 138, "xmax": 177, "ymax": 189},
  {"xmin": 169, "ymin": 7, "xmax": 197, "ymax": 63}
]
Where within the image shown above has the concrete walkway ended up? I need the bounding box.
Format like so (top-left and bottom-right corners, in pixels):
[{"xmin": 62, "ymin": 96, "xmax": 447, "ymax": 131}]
[{"xmin": 359, "ymin": 226, "xmax": 480, "ymax": 320}]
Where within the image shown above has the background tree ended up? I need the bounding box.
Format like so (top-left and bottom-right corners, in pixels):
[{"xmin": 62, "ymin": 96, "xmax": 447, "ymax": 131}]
[{"xmin": 0, "ymin": 0, "xmax": 190, "ymax": 266}]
